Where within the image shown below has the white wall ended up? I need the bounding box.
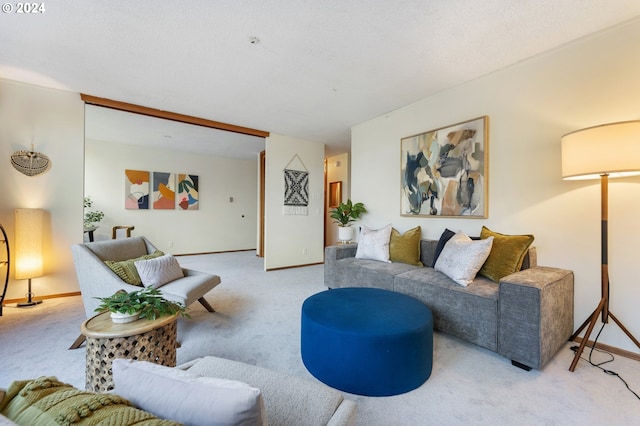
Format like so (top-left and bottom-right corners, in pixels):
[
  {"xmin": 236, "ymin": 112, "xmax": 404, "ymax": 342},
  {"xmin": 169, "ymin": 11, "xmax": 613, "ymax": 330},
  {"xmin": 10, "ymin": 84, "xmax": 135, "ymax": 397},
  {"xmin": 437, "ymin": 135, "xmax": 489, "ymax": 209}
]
[
  {"xmin": 0, "ymin": 79, "xmax": 325, "ymax": 298},
  {"xmin": 351, "ymin": 19, "xmax": 640, "ymax": 354},
  {"xmin": 85, "ymin": 139, "xmax": 258, "ymax": 254},
  {"xmin": 325, "ymin": 153, "xmax": 350, "ymax": 246},
  {"xmin": 264, "ymin": 133, "xmax": 325, "ymax": 270},
  {"xmin": 0, "ymin": 79, "xmax": 84, "ymax": 300}
]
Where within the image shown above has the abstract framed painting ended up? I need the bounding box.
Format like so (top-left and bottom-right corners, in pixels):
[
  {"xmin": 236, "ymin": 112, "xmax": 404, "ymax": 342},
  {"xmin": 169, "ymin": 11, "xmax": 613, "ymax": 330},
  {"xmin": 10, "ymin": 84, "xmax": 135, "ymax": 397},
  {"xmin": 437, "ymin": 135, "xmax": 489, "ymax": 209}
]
[
  {"xmin": 125, "ymin": 169, "xmax": 150, "ymax": 210},
  {"xmin": 400, "ymin": 116, "xmax": 488, "ymax": 218},
  {"xmin": 152, "ymin": 172, "xmax": 176, "ymax": 210},
  {"xmin": 178, "ymin": 174, "xmax": 199, "ymax": 210}
]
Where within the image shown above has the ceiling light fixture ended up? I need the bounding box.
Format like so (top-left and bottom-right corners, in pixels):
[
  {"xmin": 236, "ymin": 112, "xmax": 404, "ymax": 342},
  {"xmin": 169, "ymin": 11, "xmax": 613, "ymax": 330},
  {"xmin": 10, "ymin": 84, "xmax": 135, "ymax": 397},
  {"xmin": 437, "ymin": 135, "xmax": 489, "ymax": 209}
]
[{"xmin": 248, "ymin": 36, "xmax": 260, "ymax": 45}]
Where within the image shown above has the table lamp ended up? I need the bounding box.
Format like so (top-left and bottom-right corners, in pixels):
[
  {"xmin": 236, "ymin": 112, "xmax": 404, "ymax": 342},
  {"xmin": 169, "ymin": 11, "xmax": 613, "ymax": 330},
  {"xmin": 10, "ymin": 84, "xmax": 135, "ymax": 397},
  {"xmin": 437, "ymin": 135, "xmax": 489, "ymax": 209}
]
[
  {"xmin": 14, "ymin": 208, "xmax": 44, "ymax": 307},
  {"xmin": 561, "ymin": 120, "xmax": 640, "ymax": 371}
]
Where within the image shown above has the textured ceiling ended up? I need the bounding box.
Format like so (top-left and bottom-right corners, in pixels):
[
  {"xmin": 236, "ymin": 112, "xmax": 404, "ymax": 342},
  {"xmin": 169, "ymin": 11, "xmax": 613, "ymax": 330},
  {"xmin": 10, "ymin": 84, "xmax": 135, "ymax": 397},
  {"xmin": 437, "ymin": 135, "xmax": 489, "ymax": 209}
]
[{"xmin": 2, "ymin": 1, "xmax": 640, "ymax": 157}]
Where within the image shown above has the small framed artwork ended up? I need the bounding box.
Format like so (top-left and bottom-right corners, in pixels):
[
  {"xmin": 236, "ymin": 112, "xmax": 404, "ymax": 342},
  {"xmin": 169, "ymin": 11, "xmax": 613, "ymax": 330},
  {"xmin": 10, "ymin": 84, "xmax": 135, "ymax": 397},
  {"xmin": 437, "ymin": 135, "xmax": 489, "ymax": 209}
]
[
  {"xmin": 178, "ymin": 174, "xmax": 199, "ymax": 210},
  {"xmin": 153, "ymin": 172, "xmax": 176, "ymax": 210},
  {"xmin": 400, "ymin": 116, "xmax": 488, "ymax": 218},
  {"xmin": 124, "ymin": 169, "xmax": 150, "ymax": 210},
  {"xmin": 329, "ymin": 181, "xmax": 342, "ymax": 208}
]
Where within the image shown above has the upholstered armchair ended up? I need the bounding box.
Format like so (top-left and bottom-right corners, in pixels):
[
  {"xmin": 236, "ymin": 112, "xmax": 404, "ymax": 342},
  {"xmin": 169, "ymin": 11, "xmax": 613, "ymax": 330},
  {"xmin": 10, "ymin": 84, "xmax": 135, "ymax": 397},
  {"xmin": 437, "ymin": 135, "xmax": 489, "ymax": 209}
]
[{"xmin": 69, "ymin": 236, "xmax": 221, "ymax": 349}]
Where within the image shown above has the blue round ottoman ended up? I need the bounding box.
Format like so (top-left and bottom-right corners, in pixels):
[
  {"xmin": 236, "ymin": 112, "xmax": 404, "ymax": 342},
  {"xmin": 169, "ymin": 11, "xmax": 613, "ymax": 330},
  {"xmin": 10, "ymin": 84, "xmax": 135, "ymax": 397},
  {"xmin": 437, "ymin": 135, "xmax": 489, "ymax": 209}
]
[{"xmin": 301, "ymin": 287, "xmax": 433, "ymax": 396}]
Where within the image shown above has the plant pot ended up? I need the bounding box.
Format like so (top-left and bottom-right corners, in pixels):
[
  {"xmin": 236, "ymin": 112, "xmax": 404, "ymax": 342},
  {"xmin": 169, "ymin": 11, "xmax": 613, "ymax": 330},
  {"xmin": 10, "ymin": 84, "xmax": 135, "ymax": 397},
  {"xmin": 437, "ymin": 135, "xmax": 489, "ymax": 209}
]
[
  {"xmin": 338, "ymin": 226, "xmax": 354, "ymax": 244},
  {"xmin": 110, "ymin": 311, "xmax": 140, "ymax": 324}
]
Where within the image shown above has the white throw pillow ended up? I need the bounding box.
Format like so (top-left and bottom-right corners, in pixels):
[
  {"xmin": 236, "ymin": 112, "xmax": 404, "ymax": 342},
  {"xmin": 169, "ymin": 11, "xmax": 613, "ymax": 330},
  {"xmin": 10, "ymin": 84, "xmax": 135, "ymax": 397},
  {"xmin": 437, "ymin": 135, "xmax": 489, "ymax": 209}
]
[
  {"xmin": 112, "ymin": 359, "xmax": 267, "ymax": 426},
  {"xmin": 434, "ymin": 230, "xmax": 494, "ymax": 286},
  {"xmin": 135, "ymin": 254, "xmax": 184, "ymax": 289},
  {"xmin": 355, "ymin": 224, "xmax": 392, "ymax": 262}
]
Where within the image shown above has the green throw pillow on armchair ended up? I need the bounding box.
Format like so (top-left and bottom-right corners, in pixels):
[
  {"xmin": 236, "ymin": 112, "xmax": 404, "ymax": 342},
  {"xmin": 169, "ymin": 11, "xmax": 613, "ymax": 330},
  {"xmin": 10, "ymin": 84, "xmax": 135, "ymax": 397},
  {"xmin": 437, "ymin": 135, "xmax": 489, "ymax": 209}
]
[
  {"xmin": 104, "ymin": 250, "xmax": 165, "ymax": 286},
  {"xmin": 478, "ymin": 226, "xmax": 534, "ymax": 282}
]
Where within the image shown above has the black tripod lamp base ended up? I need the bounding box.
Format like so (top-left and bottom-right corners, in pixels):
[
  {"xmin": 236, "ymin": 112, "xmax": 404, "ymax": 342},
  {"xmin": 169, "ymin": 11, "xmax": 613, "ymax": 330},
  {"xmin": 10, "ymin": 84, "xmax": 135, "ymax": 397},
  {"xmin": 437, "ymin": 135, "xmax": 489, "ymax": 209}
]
[
  {"xmin": 17, "ymin": 299, "xmax": 43, "ymax": 307},
  {"xmin": 16, "ymin": 278, "xmax": 43, "ymax": 308}
]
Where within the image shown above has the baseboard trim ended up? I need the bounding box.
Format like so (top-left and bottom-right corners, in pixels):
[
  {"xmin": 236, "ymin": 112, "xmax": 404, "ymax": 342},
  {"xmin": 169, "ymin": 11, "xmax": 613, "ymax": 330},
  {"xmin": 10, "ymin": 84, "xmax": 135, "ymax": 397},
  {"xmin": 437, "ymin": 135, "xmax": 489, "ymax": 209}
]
[
  {"xmin": 3, "ymin": 291, "xmax": 81, "ymax": 305},
  {"xmin": 173, "ymin": 248, "xmax": 256, "ymax": 257},
  {"xmin": 572, "ymin": 336, "xmax": 640, "ymax": 362},
  {"xmin": 266, "ymin": 262, "xmax": 324, "ymax": 271}
]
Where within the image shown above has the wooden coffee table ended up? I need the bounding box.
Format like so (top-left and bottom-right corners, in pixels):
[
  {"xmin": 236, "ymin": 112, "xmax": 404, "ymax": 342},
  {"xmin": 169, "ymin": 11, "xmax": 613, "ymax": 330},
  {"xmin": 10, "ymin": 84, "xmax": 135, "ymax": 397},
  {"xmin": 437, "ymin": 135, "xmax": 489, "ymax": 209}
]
[{"xmin": 81, "ymin": 311, "xmax": 177, "ymax": 392}]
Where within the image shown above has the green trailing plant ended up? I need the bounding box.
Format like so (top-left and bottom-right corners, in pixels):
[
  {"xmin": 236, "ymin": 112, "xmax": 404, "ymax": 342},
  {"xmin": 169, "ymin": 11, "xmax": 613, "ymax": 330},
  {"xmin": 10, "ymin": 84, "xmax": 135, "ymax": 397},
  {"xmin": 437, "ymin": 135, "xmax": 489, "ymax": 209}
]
[
  {"xmin": 329, "ymin": 199, "xmax": 367, "ymax": 227},
  {"xmin": 83, "ymin": 196, "xmax": 104, "ymax": 228},
  {"xmin": 94, "ymin": 287, "xmax": 189, "ymax": 320}
]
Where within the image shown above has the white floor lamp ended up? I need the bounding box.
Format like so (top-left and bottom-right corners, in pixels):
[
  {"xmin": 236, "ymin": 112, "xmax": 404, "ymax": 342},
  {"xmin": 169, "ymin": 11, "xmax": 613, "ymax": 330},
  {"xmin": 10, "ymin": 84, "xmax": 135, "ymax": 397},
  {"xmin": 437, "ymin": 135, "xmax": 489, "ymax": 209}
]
[
  {"xmin": 14, "ymin": 208, "xmax": 44, "ymax": 307},
  {"xmin": 561, "ymin": 121, "xmax": 640, "ymax": 372}
]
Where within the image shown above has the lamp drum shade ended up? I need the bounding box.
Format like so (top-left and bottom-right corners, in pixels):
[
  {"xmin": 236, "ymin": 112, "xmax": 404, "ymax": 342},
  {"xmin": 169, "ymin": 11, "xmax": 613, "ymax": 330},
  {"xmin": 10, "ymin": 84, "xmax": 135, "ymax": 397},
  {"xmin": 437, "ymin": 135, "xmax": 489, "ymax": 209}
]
[
  {"xmin": 14, "ymin": 209, "xmax": 44, "ymax": 280},
  {"xmin": 561, "ymin": 120, "xmax": 640, "ymax": 180}
]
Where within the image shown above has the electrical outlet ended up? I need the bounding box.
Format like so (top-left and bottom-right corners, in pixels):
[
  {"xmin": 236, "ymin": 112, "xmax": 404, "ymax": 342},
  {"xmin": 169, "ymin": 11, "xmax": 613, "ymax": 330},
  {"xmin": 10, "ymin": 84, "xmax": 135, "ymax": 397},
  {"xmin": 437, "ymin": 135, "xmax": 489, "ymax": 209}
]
[{"xmin": 169, "ymin": 241, "xmax": 174, "ymax": 248}]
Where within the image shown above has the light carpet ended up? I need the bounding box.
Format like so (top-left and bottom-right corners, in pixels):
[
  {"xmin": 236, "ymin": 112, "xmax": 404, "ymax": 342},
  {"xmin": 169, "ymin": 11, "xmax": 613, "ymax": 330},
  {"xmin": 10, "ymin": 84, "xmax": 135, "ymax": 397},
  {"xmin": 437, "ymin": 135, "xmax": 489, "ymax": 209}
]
[{"xmin": 1, "ymin": 250, "xmax": 639, "ymax": 425}]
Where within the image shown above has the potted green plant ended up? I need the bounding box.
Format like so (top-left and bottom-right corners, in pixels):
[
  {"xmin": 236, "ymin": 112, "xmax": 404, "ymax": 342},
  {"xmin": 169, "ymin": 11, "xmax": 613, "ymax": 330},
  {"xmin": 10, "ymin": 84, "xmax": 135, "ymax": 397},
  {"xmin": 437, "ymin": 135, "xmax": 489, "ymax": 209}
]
[
  {"xmin": 94, "ymin": 287, "xmax": 189, "ymax": 323},
  {"xmin": 329, "ymin": 199, "xmax": 366, "ymax": 243},
  {"xmin": 84, "ymin": 196, "xmax": 105, "ymax": 230}
]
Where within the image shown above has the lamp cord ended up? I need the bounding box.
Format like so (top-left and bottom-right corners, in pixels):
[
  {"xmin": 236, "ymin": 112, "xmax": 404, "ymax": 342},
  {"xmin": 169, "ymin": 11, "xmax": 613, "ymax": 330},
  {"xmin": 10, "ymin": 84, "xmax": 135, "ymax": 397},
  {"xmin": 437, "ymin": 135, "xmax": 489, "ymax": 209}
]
[{"xmin": 573, "ymin": 322, "xmax": 640, "ymax": 401}]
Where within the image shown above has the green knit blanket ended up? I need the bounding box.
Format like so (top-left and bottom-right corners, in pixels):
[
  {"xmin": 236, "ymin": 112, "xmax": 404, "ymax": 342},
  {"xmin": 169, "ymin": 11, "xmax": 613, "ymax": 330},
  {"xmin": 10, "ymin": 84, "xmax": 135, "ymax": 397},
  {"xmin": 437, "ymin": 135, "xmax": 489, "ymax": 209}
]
[{"xmin": 0, "ymin": 377, "xmax": 181, "ymax": 425}]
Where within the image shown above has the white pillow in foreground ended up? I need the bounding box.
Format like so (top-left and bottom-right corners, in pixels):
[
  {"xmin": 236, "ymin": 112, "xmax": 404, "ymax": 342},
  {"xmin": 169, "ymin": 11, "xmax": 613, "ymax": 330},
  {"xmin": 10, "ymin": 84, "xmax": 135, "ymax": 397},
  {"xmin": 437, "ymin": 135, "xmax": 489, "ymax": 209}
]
[
  {"xmin": 434, "ymin": 230, "xmax": 493, "ymax": 286},
  {"xmin": 112, "ymin": 359, "xmax": 267, "ymax": 426}
]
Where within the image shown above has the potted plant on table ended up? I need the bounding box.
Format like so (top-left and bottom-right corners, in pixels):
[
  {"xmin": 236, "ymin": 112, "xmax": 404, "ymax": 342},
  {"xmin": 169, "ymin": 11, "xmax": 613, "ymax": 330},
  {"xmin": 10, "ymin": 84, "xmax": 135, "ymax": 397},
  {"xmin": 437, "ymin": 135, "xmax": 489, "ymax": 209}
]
[
  {"xmin": 329, "ymin": 199, "xmax": 367, "ymax": 243},
  {"xmin": 83, "ymin": 196, "xmax": 104, "ymax": 230},
  {"xmin": 95, "ymin": 287, "xmax": 189, "ymax": 323}
]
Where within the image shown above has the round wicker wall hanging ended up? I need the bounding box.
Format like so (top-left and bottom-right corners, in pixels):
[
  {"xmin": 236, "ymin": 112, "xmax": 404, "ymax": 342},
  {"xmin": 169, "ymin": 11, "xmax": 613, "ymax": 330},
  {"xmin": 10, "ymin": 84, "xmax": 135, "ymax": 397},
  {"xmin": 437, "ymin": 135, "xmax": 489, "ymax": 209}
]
[{"xmin": 11, "ymin": 145, "xmax": 51, "ymax": 176}]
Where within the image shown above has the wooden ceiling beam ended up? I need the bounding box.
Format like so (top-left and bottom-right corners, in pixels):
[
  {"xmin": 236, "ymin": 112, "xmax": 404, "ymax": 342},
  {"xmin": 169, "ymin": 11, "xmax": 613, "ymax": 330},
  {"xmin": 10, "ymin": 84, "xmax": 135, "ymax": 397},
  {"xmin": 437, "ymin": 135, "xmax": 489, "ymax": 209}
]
[{"xmin": 80, "ymin": 94, "xmax": 270, "ymax": 138}]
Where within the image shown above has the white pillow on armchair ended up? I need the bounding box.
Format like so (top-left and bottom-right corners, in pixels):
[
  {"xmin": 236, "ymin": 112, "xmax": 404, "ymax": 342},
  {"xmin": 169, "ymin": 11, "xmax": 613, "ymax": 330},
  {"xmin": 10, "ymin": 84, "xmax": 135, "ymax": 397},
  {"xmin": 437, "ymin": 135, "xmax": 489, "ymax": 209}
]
[{"xmin": 135, "ymin": 253, "xmax": 184, "ymax": 289}]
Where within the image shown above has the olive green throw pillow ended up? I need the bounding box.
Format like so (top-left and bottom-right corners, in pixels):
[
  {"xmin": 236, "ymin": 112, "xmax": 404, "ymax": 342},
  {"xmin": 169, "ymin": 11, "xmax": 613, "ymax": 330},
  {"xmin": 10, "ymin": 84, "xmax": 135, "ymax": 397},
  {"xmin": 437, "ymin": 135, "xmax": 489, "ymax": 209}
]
[
  {"xmin": 389, "ymin": 226, "xmax": 423, "ymax": 266},
  {"xmin": 0, "ymin": 376, "xmax": 180, "ymax": 425},
  {"xmin": 105, "ymin": 250, "xmax": 165, "ymax": 286},
  {"xmin": 478, "ymin": 226, "xmax": 534, "ymax": 282}
]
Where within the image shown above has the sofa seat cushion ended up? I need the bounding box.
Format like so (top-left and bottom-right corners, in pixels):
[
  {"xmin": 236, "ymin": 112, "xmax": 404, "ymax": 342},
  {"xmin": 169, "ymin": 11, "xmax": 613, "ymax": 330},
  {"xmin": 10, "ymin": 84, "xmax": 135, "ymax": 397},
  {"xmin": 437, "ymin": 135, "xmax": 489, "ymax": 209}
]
[
  {"xmin": 397, "ymin": 268, "xmax": 499, "ymax": 300},
  {"xmin": 333, "ymin": 257, "xmax": 421, "ymax": 291},
  {"xmin": 394, "ymin": 268, "xmax": 499, "ymax": 351},
  {"xmin": 159, "ymin": 269, "xmax": 221, "ymax": 307}
]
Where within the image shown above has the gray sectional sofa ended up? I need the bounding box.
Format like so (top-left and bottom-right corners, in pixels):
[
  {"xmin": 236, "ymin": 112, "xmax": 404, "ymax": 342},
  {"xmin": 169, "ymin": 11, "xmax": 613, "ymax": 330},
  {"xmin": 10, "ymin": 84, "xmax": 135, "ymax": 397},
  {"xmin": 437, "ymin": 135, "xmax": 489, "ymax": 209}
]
[{"xmin": 324, "ymin": 239, "xmax": 574, "ymax": 370}]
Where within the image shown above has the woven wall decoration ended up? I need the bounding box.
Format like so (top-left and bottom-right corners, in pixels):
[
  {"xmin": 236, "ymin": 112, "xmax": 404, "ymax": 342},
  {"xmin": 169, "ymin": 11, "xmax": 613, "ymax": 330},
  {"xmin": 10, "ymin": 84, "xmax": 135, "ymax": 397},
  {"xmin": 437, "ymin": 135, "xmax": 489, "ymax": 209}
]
[
  {"xmin": 11, "ymin": 145, "xmax": 51, "ymax": 176},
  {"xmin": 283, "ymin": 154, "xmax": 309, "ymax": 215}
]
